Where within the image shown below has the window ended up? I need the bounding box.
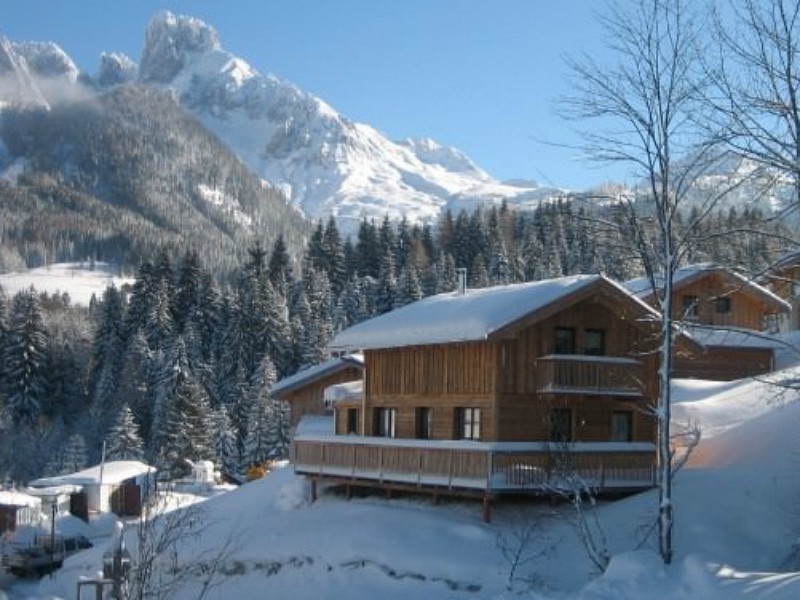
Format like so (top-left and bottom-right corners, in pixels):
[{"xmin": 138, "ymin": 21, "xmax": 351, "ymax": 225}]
[
  {"xmin": 682, "ymin": 295, "xmax": 699, "ymax": 319},
  {"xmin": 346, "ymin": 408, "xmax": 359, "ymax": 435},
  {"xmin": 374, "ymin": 408, "xmax": 396, "ymax": 438},
  {"xmin": 550, "ymin": 408, "xmax": 573, "ymax": 442},
  {"xmin": 416, "ymin": 407, "xmax": 433, "ymax": 439},
  {"xmin": 584, "ymin": 329, "xmax": 606, "ymax": 356},
  {"xmin": 611, "ymin": 411, "xmax": 633, "ymax": 442},
  {"xmin": 455, "ymin": 407, "xmax": 481, "ymax": 440},
  {"xmin": 554, "ymin": 327, "xmax": 576, "ymax": 354},
  {"xmin": 714, "ymin": 297, "xmax": 731, "ymax": 314}
]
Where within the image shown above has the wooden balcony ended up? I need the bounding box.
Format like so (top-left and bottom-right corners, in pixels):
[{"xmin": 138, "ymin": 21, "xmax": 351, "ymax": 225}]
[
  {"xmin": 292, "ymin": 435, "xmax": 655, "ymax": 495},
  {"xmin": 535, "ymin": 355, "xmax": 643, "ymax": 396}
]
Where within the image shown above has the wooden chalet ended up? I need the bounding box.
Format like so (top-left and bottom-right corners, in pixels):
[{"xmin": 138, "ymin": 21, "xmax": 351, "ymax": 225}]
[
  {"xmin": 625, "ymin": 263, "xmax": 789, "ymax": 331},
  {"xmin": 760, "ymin": 251, "xmax": 800, "ymax": 330},
  {"xmin": 625, "ymin": 264, "xmax": 790, "ymax": 381},
  {"xmin": 292, "ymin": 274, "xmax": 663, "ymax": 520},
  {"xmin": 271, "ymin": 354, "xmax": 364, "ymax": 429}
]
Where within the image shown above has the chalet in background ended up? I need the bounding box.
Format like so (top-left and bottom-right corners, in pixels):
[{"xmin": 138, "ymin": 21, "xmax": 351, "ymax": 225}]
[
  {"xmin": 625, "ymin": 264, "xmax": 790, "ymax": 380},
  {"xmin": 760, "ymin": 251, "xmax": 800, "ymax": 330},
  {"xmin": 292, "ymin": 274, "xmax": 663, "ymax": 520},
  {"xmin": 271, "ymin": 353, "xmax": 364, "ymax": 429}
]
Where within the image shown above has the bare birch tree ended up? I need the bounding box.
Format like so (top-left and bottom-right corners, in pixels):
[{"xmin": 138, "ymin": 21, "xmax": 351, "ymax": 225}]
[
  {"xmin": 706, "ymin": 0, "xmax": 800, "ymax": 208},
  {"xmin": 559, "ymin": 0, "xmax": 716, "ymax": 564}
]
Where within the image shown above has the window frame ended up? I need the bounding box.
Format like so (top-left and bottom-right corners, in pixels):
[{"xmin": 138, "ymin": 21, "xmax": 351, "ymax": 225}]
[
  {"xmin": 554, "ymin": 326, "xmax": 576, "ymax": 354},
  {"xmin": 549, "ymin": 408, "xmax": 573, "ymax": 443},
  {"xmin": 714, "ymin": 296, "xmax": 731, "ymax": 315},
  {"xmin": 610, "ymin": 410, "xmax": 633, "ymax": 442},
  {"xmin": 416, "ymin": 407, "xmax": 433, "ymax": 439},
  {"xmin": 682, "ymin": 295, "xmax": 699, "ymax": 319},
  {"xmin": 346, "ymin": 408, "xmax": 359, "ymax": 435},
  {"xmin": 455, "ymin": 407, "xmax": 481, "ymax": 441},
  {"xmin": 584, "ymin": 328, "xmax": 606, "ymax": 356},
  {"xmin": 374, "ymin": 407, "xmax": 396, "ymax": 438}
]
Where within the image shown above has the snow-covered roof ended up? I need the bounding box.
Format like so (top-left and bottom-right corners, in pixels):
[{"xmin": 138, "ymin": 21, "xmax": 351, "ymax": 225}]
[
  {"xmin": 270, "ymin": 353, "xmax": 364, "ymax": 397},
  {"xmin": 686, "ymin": 325, "xmax": 783, "ymax": 350},
  {"xmin": 294, "ymin": 415, "xmax": 335, "ymax": 437},
  {"xmin": 624, "ymin": 264, "xmax": 790, "ymax": 312},
  {"xmin": 23, "ymin": 484, "xmax": 81, "ymax": 498},
  {"xmin": 29, "ymin": 460, "xmax": 156, "ymax": 487},
  {"xmin": 0, "ymin": 490, "xmax": 41, "ymax": 508},
  {"xmin": 330, "ymin": 274, "xmax": 659, "ymax": 351},
  {"xmin": 323, "ymin": 380, "xmax": 363, "ymax": 405}
]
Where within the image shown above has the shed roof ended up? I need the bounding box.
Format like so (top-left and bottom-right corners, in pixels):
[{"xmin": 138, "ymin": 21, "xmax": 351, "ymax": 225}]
[
  {"xmin": 29, "ymin": 460, "xmax": 156, "ymax": 487},
  {"xmin": 270, "ymin": 353, "xmax": 364, "ymax": 398},
  {"xmin": 330, "ymin": 274, "xmax": 659, "ymax": 351},
  {"xmin": 324, "ymin": 380, "xmax": 363, "ymax": 405},
  {"xmin": 0, "ymin": 490, "xmax": 41, "ymax": 508}
]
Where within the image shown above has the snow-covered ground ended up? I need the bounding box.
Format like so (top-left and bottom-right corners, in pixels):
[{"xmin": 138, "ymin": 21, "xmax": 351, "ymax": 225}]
[
  {"xmin": 0, "ymin": 262, "xmax": 133, "ymax": 306},
  {"xmin": 0, "ymin": 365, "xmax": 793, "ymax": 599}
]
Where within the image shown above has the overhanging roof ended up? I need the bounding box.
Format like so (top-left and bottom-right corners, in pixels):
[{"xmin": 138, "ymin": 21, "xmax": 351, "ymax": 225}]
[{"xmin": 330, "ymin": 274, "xmax": 660, "ymax": 352}]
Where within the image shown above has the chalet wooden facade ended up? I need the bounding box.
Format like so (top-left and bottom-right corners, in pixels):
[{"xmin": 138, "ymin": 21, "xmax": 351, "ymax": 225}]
[
  {"xmin": 626, "ymin": 264, "xmax": 789, "ymax": 381},
  {"xmin": 271, "ymin": 354, "xmax": 364, "ymax": 428},
  {"xmin": 292, "ymin": 275, "xmax": 663, "ymax": 519},
  {"xmin": 626, "ymin": 263, "xmax": 789, "ymax": 331},
  {"xmin": 761, "ymin": 251, "xmax": 800, "ymax": 330}
]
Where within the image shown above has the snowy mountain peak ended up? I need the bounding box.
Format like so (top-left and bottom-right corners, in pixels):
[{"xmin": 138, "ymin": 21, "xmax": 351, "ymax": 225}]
[
  {"xmin": 398, "ymin": 137, "xmax": 492, "ymax": 180},
  {"xmin": 139, "ymin": 11, "xmax": 220, "ymax": 84},
  {"xmin": 0, "ymin": 36, "xmax": 52, "ymax": 109},
  {"xmin": 14, "ymin": 41, "xmax": 79, "ymax": 82},
  {"xmin": 97, "ymin": 52, "xmax": 137, "ymax": 87},
  {"xmin": 135, "ymin": 11, "xmax": 553, "ymax": 231}
]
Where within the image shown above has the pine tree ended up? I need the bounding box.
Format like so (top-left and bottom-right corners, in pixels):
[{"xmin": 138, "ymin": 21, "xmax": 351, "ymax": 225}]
[
  {"xmin": 157, "ymin": 370, "xmax": 214, "ymax": 479},
  {"xmin": 266, "ymin": 399, "xmax": 291, "ymax": 460},
  {"xmin": 394, "ymin": 264, "xmax": 423, "ymax": 308},
  {"xmin": 61, "ymin": 433, "xmax": 88, "ymax": 474},
  {"xmin": 89, "ymin": 284, "xmax": 127, "ymax": 425},
  {"xmin": 3, "ymin": 290, "xmax": 48, "ymax": 428},
  {"xmin": 268, "ymin": 234, "xmax": 294, "ymax": 294},
  {"xmin": 105, "ymin": 404, "xmax": 145, "ymax": 461},
  {"xmin": 322, "ymin": 216, "xmax": 346, "ymax": 295},
  {"xmin": 242, "ymin": 394, "xmax": 273, "ymax": 468},
  {"xmin": 374, "ymin": 251, "xmax": 397, "ymax": 314},
  {"xmin": 211, "ymin": 404, "xmax": 239, "ymax": 478}
]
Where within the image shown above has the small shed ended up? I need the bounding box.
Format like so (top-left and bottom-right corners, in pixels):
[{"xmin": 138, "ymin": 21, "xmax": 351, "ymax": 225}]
[
  {"xmin": 29, "ymin": 461, "xmax": 157, "ymax": 517},
  {"xmin": 23, "ymin": 484, "xmax": 78, "ymax": 520},
  {"xmin": 0, "ymin": 490, "xmax": 41, "ymax": 534}
]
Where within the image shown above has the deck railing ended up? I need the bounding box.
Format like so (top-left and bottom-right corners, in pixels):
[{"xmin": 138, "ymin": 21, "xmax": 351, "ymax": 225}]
[
  {"xmin": 292, "ymin": 436, "xmax": 655, "ymax": 493},
  {"xmin": 535, "ymin": 355, "xmax": 643, "ymax": 396}
]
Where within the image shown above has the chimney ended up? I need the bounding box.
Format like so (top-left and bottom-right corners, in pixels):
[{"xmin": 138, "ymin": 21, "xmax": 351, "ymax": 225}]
[{"xmin": 457, "ymin": 268, "xmax": 467, "ymax": 295}]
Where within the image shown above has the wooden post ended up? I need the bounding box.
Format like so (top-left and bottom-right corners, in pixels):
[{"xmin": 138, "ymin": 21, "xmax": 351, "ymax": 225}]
[
  {"xmin": 310, "ymin": 479, "xmax": 318, "ymax": 503},
  {"xmin": 482, "ymin": 494, "xmax": 491, "ymax": 523},
  {"xmin": 345, "ymin": 484, "xmax": 352, "ymax": 501}
]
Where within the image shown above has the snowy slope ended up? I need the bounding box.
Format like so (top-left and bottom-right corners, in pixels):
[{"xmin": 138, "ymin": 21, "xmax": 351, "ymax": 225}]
[
  {"xmin": 0, "ymin": 262, "xmax": 133, "ymax": 306},
  {"xmin": 136, "ymin": 11, "xmax": 562, "ymax": 232},
  {"xmin": 22, "ymin": 363, "xmax": 800, "ymax": 599}
]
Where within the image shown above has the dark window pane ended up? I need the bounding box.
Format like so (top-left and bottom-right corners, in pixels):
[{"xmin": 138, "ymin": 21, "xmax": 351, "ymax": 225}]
[{"xmin": 554, "ymin": 327, "xmax": 576, "ymax": 354}]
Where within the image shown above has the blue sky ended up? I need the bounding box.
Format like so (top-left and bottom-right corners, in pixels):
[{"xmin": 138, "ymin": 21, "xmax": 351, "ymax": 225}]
[{"xmin": 0, "ymin": 0, "xmax": 626, "ymax": 189}]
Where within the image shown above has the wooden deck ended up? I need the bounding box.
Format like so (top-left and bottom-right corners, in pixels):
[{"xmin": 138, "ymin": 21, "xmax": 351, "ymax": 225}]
[
  {"xmin": 534, "ymin": 355, "xmax": 644, "ymax": 396},
  {"xmin": 292, "ymin": 436, "xmax": 656, "ymax": 495}
]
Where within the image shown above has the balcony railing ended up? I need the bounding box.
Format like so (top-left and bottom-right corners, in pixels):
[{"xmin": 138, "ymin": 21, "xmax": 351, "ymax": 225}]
[
  {"xmin": 535, "ymin": 355, "xmax": 643, "ymax": 396},
  {"xmin": 292, "ymin": 435, "xmax": 655, "ymax": 493}
]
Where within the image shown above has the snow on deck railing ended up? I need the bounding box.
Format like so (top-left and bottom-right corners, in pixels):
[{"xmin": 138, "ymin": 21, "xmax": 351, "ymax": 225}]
[
  {"xmin": 535, "ymin": 355, "xmax": 644, "ymax": 396},
  {"xmin": 292, "ymin": 437, "xmax": 655, "ymax": 492}
]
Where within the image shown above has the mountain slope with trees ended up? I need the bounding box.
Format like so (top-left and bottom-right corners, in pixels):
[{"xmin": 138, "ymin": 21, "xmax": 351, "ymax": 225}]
[{"xmin": 0, "ymin": 84, "xmax": 309, "ymax": 276}]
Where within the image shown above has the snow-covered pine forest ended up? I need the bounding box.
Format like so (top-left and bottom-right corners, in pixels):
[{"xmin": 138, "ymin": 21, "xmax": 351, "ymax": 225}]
[{"xmin": 0, "ymin": 200, "xmax": 786, "ymax": 484}]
